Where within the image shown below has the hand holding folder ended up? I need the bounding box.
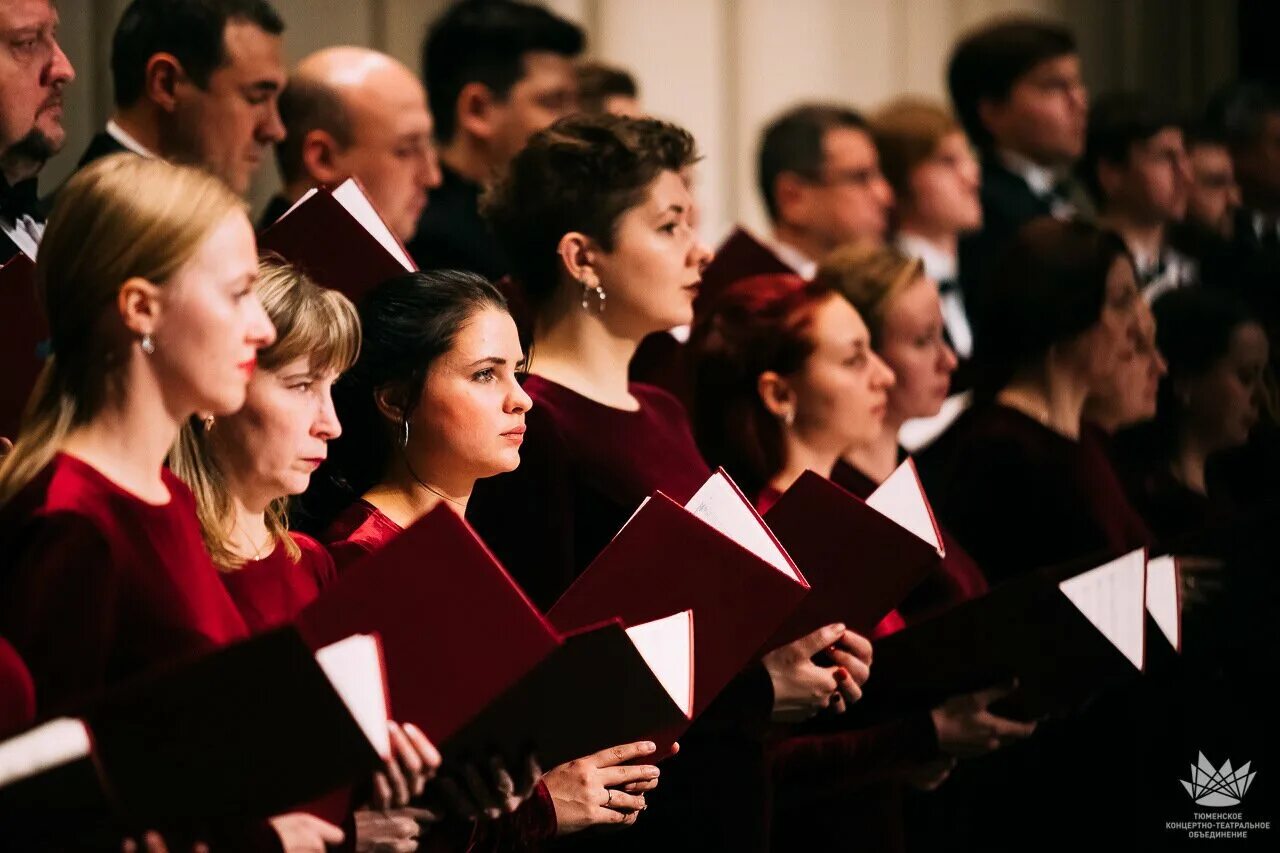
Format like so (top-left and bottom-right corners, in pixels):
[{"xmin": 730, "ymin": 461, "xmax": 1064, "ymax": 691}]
[
  {"xmin": 296, "ymin": 505, "xmax": 694, "ymax": 771},
  {"xmin": 549, "ymin": 469, "xmax": 810, "ymax": 749},
  {"xmin": 258, "ymin": 177, "xmax": 416, "ymax": 303}
]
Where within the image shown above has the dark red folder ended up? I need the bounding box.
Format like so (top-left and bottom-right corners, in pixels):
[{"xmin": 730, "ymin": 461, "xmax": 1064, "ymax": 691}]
[
  {"xmin": 763, "ymin": 470, "xmax": 942, "ymax": 648},
  {"xmin": 296, "ymin": 505, "xmax": 693, "ymax": 769},
  {"xmin": 849, "ymin": 549, "xmax": 1149, "ymax": 723},
  {"xmin": 0, "ymin": 253, "xmax": 45, "ymax": 439},
  {"xmin": 695, "ymin": 226, "xmax": 794, "ymax": 311},
  {"xmin": 257, "ymin": 177, "xmax": 415, "ymax": 304},
  {"xmin": 547, "ymin": 474, "xmax": 810, "ymax": 750},
  {"xmin": 0, "ymin": 627, "xmax": 388, "ymax": 830}
]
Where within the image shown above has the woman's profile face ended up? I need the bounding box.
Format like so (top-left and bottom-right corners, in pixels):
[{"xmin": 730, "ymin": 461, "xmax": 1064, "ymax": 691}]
[
  {"xmin": 407, "ymin": 307, "xmax": 533, "ymax": 486},
  {"xmin": 150, "ymin": 211, "xmax": 276, "ymax": 416},
  {"xmin": 877, "ymin": 275, "xmax": 958, "ymax": 422},
  {"xmin": 1183, "ymin": 320, "xmax": 1269, "ymax": 452},
  {"xmin": 1067, "ymin": 256, "xmax": 1141, "ymax": 388},
  {"xmin": 214, "ymin": 355, "xmax": 343, "ymax": 501},
  {"xmin": 589, "ymin": 169, "xmax": 713, "ymax": 337}
]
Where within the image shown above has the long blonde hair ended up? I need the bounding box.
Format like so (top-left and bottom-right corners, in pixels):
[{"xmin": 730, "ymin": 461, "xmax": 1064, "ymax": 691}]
[
  {"xmin": 0, "ymin": 154, "xmax": 244, "ymax": 506},
  {"xmin": 170, "ymin": 257, "xmax": 361, "ymax": 570}
]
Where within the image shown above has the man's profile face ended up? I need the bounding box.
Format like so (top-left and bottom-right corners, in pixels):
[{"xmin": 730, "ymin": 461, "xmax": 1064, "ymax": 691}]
[
  {"xmin": 169, "ymin": 19, "xmax": 285, "ymax": 194},
  {"xmin": 0, "ymin": 0, "xmax": 74, "ymax": 173},
  {"xmin": 488, "ymin": 51, "xmax": 578, "ymax": 168}
]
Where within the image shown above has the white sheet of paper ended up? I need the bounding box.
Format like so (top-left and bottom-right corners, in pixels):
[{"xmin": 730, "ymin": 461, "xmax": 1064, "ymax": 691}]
[
  {"xmin": 1057, "ymin": 549, "xmax": 1147, "ymax": 671},
  {"xmin": 865, "ymin": 459, "xmax": 943, "ymax": 554},
  {"xmin": 684, "ymin": 472, "xmax": 799, "ymax": 580},
  {"xmin": 898, "ymin": 391, "xmax": 972, "ymax": 453},
  {"xmin": 331, "ymin": 178, "xmax": 415, "ymax": 271},
  {"xmin": 625, "ymin": 610, "xmax": 694, "ymax": 717},
  {"xmin": 277, "ymin": 186, "xmax": 320, "ymax": 222},
  {"xmin": 0, "ymin": 717, "xmax": 91, "ymax": 789},
  {"xmin": 1145, "ymin": 556, "xmax": 1180, "ymax": 650},
  {"xmin": 315, "ymin": 634, "xmax": 392, "ymax": 759}
]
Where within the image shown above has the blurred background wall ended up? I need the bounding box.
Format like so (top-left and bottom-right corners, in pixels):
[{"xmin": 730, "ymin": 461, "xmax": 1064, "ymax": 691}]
[{"xmin": 51, "ymin": 0, "xmax": 1238, "ymax": 243}]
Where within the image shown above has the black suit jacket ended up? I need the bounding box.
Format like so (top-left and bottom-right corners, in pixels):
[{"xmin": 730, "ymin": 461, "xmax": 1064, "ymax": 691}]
[
  {"xmin": 76, "ymin": 131, "xmax": 131, "ymax": 171},
  {"xmin": 958, "ymin": 154, "xmax": 1060, "ymax": 339}
]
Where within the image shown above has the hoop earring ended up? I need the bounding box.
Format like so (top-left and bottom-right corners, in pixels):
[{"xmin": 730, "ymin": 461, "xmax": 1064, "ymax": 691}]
[
  {"xmin": 579, "ymin": 275, "xmax": 607, "ymax": 314},
  {"xmin": 401, "ymin": 418, "xmax": 410, "ymax": 449},
  {"xmin": 140, "ymin": 334, "xmax": 155, "ymax": 355}
]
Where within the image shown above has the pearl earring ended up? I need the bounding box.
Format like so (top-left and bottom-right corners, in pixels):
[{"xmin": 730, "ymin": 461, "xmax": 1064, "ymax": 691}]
[{"xmin": 140, "ymin": 334, "xmax": 155, "ymax": 355}]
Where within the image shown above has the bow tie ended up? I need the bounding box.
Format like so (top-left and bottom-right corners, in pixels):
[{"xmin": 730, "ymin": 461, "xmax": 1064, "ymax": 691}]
[{"xmin": 0, "ymin": 177, "xmax": 39, "ymax": 221}]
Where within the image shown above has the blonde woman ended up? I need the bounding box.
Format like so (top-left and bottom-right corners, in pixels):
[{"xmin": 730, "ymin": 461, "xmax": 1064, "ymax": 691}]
[{"xmin": 0, "ymin": 154, "xmax": 340, "ymax": 851}]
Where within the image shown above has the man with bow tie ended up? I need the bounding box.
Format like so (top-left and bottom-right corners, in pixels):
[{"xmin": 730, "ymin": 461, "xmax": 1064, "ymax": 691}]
[{"xmin": 0, "ymin": 0, "xmax": 74, "ymax": 263}]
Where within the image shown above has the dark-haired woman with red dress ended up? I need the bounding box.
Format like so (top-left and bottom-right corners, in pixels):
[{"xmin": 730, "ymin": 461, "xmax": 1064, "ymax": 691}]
[{"xmin": 464, "ymin": 114, "xmax": 874, "ymax": 852}]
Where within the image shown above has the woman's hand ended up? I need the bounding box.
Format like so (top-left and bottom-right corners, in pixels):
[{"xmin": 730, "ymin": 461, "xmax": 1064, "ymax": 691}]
[
  {"xmin": 355, "ymin": 808, "xmax": 433, "ymax": 852},
  {"xmin": 543, "ymin": 741, "xmax": 663, "ymax": 836},
  {"xmin": 930, "ymin": 683, "xmax": 1038, "ymax": 759},
  {"xmin": 435, "ymin": 754, "xmax": 539, "ymax": 821},
  {"xmin": 903, "ymin": 756, "xmax": 957, "ymax": 792},
  {"xmin": 370, "ymin": 721, "xmax": 442, "ymax": 809},
  {"xmin": 764, "ymin": 623, "xmax": 871, "ymax": 721},
  {"xmin": 269, "ymin": 813, "xmax": 346, "ymax": 852}
]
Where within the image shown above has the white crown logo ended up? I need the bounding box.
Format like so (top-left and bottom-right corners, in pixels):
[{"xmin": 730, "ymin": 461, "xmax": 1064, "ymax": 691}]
[{"xmin": 1180, "ymin": 752, "xmax": 1256, "ymax": 807}]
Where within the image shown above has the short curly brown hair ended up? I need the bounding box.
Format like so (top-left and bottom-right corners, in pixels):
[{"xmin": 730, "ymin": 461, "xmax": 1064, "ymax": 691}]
[{"xmin": 482, "ymin": 113, "xmax": 699, "ymax": 314}]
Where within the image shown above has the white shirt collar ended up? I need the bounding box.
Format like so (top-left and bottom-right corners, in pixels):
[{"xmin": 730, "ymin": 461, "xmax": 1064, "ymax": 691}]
[
  {"xmin": 895, "ymin": 233, "xmax": 957, "ymax": 282},
  {"xmin": 106, "ymin": 119, "xmax": 157, "ymax": 159},
  {"xmin": 760, "ymin": 233, "xmax": 817, "ymax": 280},
  {"xmin": 997, "ymin": 149, "xmax": 1061, "ymax": 199}
]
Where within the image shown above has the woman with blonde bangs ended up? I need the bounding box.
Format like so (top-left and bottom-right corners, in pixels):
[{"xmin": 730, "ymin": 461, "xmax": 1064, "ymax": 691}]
[
  {"xmin": 818, "ymin": 243, "xmax": 988, "ymax": 618},
  {"xmin": 0, "ymin": 154, "xmax": 346, "ymax": 850}
]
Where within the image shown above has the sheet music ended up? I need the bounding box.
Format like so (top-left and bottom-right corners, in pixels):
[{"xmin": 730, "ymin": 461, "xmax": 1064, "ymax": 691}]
[
  {"xmin": 685, "ymin": 472, "xmax": 799, "ymax": 580},
  {"xmin": 625, "ymin": 610, "xmax": 694, "ymax": 717},
  {"xmin": 1145, "ymin": 556, "xmax": 1180, "ymax": 650},
  {"xmin": 866, "ymin": 460, "xmax": 943, "ymax": 554},
  {"xmin": 315, "ymin": 634, "xmax": 391, "ymax": 759},
  {"xmin": 0, "ymin": 717, "xmax": 90, "ymax": 788},
  {"xmin": 331, "ymin": 179, "xmax": 415, "ymax": 271},
  {"xmin": 1057, "ymin": 549, "xmax": 1146, "ymax": 671}
]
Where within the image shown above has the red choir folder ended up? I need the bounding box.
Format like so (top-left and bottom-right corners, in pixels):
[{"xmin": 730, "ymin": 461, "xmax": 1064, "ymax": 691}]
[
  {"xmin": 850, "ymin": 549, "xmax": 1150, "ymax": 723},
  {"xmin": 547, "ymin": 469, "xmax": 810, "ymax": 750},
  {"xmin": 0, "ymin": 627, "xmax": 389, "ymax": 829},
  {"xmin": 0, "ymin": 253, "xmax": 45, "ymax": 440},
  {"xmin": 763, "ymin": 461, "xmax": 944, "ymax": 647},
  {"xmin": 258, "ymin": 177, "xmax": 416, "ymax": 303},
  {"xmin": 295, "ymin": 505, "xmax": 694, "ymax": 770}
]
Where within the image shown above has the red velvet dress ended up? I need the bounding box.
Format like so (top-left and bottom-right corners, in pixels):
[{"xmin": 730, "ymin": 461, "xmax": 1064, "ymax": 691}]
[
  {"xmin": 0, "ymin": 636, "xmax": 34, "ymax": 738},
  {"xmin": 910, "ymin": 405, "xmax": 1156, "ymax": 849},
  {"xmin": 467, "ymin": 375, "xmax": 776, "ymax": 853},
  {"xmin": 219, "ymin": 532, "xmax": 337, "ymax": 632},
  {"xmin": 916, "ymin": 403, "xmax": 1153, "ymax": 585},
  {"xmin": 0, "ymin": 453, "xmax": 279, "ymax": 851},
  {"xmin": 320, "ymin": 500, "xmax": 559, "ymax": 852},
  {"xmin": 753, "ymin": 482, "xmax": 941, "ymax": 853}
]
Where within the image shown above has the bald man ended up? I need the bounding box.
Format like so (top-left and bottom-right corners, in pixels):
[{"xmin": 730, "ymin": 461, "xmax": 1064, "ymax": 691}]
[{"xmin": 264, "ymin": 45, "xmax": 441, "ymax": 240}]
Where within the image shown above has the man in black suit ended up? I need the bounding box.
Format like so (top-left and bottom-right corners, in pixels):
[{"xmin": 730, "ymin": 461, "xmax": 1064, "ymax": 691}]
[
  {"xmin": 408, "ymin": 0, "xmax": 584, "ymax": 279},
  {"xmin": 0, "ymin": 0, "xmax": 74, "ymax": 263},
  {"xmin": 948, "ymin": 18, "xmax": 1089, "ymax": 324},
  {"xmin": 75, "ymin": 0, "xmax": 286, "ymax": 196}
]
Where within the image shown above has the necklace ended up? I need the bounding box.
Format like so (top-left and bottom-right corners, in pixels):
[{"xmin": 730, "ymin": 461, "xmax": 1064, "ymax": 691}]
[
  {"xmin": 405, "ymin": 459, "xmax": 467, "ymax": 510},
  {"xmin": 232, "ymin": 516, "xmax": 273, "ymax": 562}
]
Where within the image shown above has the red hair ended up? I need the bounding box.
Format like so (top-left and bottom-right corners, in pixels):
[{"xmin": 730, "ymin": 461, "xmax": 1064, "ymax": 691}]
[{"xmin": 690, "ymin": 273, "xmax": 836, "ymax": 498}]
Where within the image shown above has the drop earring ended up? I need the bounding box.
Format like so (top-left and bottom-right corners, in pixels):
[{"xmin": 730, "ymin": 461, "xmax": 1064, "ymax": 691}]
[
  {"xmin": 579, "ymin": 273, "xmax": 607, "ymax": 313},
  {"xmin": 140, "ymin": 334, "xmax": 155, "ymax": 355}
]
